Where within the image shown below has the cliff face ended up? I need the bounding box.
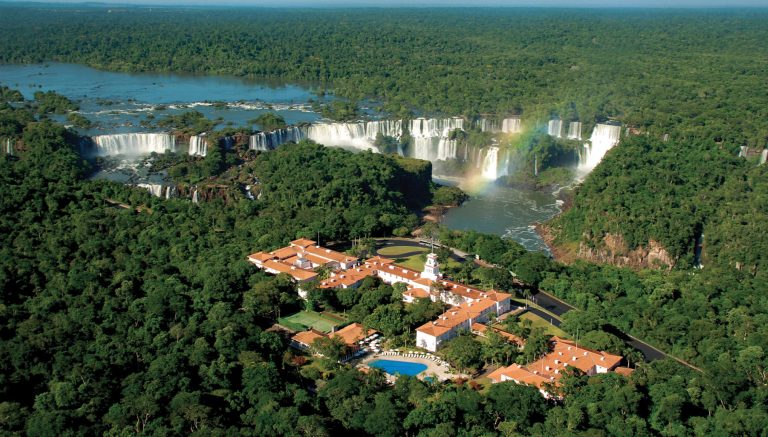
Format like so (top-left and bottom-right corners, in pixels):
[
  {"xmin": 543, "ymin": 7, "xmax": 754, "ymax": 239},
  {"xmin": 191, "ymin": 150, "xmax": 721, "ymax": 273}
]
[
  {"xmin": 538, "ymin": 224, "xmax": 677, "ymax": 270},
  {"xmin": 577, "ymin": 233, "xmax": 676, "ymax": 270}
]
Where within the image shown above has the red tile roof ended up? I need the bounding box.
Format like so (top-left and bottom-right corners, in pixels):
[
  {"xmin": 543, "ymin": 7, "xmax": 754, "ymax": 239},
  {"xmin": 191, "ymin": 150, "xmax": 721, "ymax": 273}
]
[
  {"xmin": 489, "ymin": 337, "xmax": 624, "ymax": 392},
  {"xmin": 292, "ymin": 330, "xmax": 325, "ymax": 347},
  {"xmin": 291, "ymin": 238, "xmax": 317, "ymax": 248},
  {"xmin": 331, "ymin": 323, "xmax": 377, "ymax": 346}
]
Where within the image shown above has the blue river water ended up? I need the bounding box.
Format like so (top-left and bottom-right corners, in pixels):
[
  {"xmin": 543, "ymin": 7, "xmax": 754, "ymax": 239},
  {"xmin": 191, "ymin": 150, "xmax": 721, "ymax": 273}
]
[{"xmin": 0, "ymin": 63, "xmax": 323, "ymax": 135}]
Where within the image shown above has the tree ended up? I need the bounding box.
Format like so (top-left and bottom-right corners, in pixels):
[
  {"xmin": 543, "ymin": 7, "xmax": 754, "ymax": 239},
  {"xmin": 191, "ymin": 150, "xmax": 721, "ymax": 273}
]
[
  {"xmin": 312, "ymin": 336, "xmax": 348, "ymax": 362},
  {"xmin": 519, "ymin": 329, "xmax": 550, "ymax": 364},
  {"xmin": 486, "ymin": 382, "xmax": 548, "ymax": 429},
  {"xmin": 483, "ymin": 330, "xmax": 518, "ymax": 366},
  {"xmin": 442, "ymin": 334, "xmax": 483, "ymax": 372},
  {"xmin": 251, "ymin": 112, "xmax": 287, "ymax": 131}
]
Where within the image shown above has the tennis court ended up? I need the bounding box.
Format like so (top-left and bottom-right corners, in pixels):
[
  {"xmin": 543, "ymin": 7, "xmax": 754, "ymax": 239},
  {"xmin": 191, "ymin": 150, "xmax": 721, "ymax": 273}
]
[{"xmin": 279, "ymin": 310, "xmax": 341, "ymax": 333}]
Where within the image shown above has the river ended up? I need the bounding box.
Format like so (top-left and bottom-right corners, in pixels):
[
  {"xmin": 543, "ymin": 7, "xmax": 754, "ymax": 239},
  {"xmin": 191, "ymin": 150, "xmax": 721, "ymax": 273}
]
[
  {"xmin": 1, "ymin": 63, "xmax": 560, "ymax": 251},
  {"xmin": 0, "ymin": 63, "xmax": 323, "ymax": 135}
]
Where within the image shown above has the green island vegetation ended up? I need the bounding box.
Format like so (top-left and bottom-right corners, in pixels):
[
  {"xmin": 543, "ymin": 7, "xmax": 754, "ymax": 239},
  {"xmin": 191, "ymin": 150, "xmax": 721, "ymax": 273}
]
[
  {"xmin": 0, "ymin": 4, "xmax": 767, "ymax": 436},
  {"xmin": 250, "ymin": 113, "xmax": 288, "ymax": 131}
]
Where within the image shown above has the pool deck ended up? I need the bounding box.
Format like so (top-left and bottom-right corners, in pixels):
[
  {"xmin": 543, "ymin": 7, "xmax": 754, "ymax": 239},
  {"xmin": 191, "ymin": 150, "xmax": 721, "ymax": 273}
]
[{"xmin": 360, "ymin": 352, "xmax": 464, "ymax": 382}]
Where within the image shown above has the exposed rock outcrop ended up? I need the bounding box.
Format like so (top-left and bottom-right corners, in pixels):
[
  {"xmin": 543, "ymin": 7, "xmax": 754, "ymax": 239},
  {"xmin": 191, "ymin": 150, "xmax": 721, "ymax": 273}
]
[{"xmin": 577, "ymin": 233, "xmax": 676, "ymax": 269}]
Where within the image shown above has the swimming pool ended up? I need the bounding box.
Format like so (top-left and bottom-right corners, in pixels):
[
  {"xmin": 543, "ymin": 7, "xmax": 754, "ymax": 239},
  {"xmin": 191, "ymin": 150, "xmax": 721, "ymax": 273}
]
[{"xmin": 369, "ymin": 359, "xmax": 428, "ymax": 376}]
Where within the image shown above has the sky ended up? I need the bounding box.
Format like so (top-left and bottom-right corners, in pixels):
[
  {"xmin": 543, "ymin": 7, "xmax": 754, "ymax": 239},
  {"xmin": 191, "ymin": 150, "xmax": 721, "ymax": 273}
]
[{"xmin": 3, "ymin": 0, "xmax": 768, "ymax": 7}]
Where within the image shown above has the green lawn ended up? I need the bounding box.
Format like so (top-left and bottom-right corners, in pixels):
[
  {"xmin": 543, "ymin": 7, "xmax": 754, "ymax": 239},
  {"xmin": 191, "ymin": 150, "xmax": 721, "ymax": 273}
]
[
  {"xmin": 518, "ymin": 312, "xmax": 568, "ymax": 338},
  {"xmin": 393, "ymin": 253, "xmax": 462, "ymax": 272},
  {"xmin": 378, "ymin": 244, "xmax": 429, "ymax": 257},
  {"xmin": 279, "ymin": 310, "xmax": 342, "ymax": 333}
]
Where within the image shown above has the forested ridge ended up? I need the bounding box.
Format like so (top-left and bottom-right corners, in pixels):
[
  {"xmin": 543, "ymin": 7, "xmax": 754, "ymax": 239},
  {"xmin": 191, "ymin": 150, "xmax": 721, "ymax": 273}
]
[
  {"xmin": 1, "ymin": 5, "xmax": 767, "ymax": 144},
  {"xmin": 549, "ymin": 135, "xmax": 768, "ymax": 274}
]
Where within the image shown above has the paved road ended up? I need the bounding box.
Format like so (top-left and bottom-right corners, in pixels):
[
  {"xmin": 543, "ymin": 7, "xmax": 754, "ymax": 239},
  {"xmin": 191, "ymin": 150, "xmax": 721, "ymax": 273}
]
[
  {"xmin": 531, "ymin": 291, "xmax": 699, "ymax": 369},
  {"xmin": 374, "ymin": 239, "xmax": 699, "ymax": 369},
  {"xmin": 528, "ymin": 291, "xmax": 574, "ymax": 318}
]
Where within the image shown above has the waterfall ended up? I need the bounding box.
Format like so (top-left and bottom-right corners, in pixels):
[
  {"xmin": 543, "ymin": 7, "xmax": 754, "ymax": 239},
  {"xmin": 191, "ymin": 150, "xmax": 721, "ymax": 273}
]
[
  {"xmin": 302, "ymin": 119, "xmax": 403, "ymax": 152},
  {"xmin": 738, "ymin": 146, "xmax": 749, "ymax": 158},
  {"xmin": 137, "ymin": 183, "xmax": 164, "ymax": 197},
  {"xmin": 578, "ymin": 123, "xmax": 622, "ymax": 173},
  {"xmin": 567, "ymin": 122, "xmax": 582, "ymax": 140},
  {"xmin": 481, "ymin": 147, "xmax": 500, "ymax": 180},
  {"xmin": 192, "ymin": 190, "xmax": 199, "ymax": 204},
  {"xmin": 548, "ymin": 119, "xmax": 563, "ymax": 138},
  {"xmin": 436, "ymin": 138, "xmax": 458, "ymax": 161},
  {"xmin": 362, "ymin": 119, "xmax": 403, "ymax": 140},
  {"xmin": 90, "ymin": 133, "xmax": 176, "ymax": 156},
  {"xmin": 165, "ymin": 186, "xmax": 176, "ymax": 199},
  {"xmin": 499, "ymin": 149, "xmax": 510, "ymax": 178},
  {"xmin": 188, "ymin": 134, "xmax": 207, "ymax": 157},
  {"xmin": 408, "ymin": 117, "xmax": 463, "ymax": 161},
  {"xmin": 221, "ymin": 136, "xmax": 235, "ymax": 150},
  {"xmin": 249, "ymin": 127, "xmax": 304, "ymax": 151},
  {"xmin": 305, "ymin": 122, "xmax": 374, "ymax": 151},
  {"xmin": 4, "ymin": 138, "xmax": 12, "ymax": 155},
  {"xmin": 478, "ymin": 119, "xmax": 499, "ymax": 133},
  {"xmin": 478, "ymin": 117, "xmax": 521, "ymax": 134},
  {"xmin": 761, "ymin": 149, "xmax": 767, "ymax": 165},
  {"xmin": 501, "ymin": 117, "xmax": 522, "ymax": 134}
]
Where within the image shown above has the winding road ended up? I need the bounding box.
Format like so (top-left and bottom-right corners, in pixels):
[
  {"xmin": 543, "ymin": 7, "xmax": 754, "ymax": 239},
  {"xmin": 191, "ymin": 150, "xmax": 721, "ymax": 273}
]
[{"xmin": 374, "ymin": 238, "xmax": 700, "ymax": 370}]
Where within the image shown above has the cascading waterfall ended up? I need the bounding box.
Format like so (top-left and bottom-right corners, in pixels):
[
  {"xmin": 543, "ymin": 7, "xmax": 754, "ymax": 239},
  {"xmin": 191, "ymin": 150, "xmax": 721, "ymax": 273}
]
[
  {"xmin": 578, "ymin": 123, "xmax": 622, "ymax": 173},
  {"xmin": 221, "ymin": 136, "xmax": 236, "ymax": 150},
  {"xmin": 137, "ymin": 183, "xmax": 164, "ymax": 197},
  {"xmin": 249, "ymin": 127, "xmax": 304, "ymax": 151},
  {"xmin": 409, "ymin": 117, "xmax": 464, "ymax": 161},
  {"xmin": 303, "ymin": 119, "xmax": 404, "ymax": 152},
  {"xmin": 165, "ymin": 186, "xmax": 176, "ymax": 199},
  {"xmin": 761, "ymin": 149, "xmax": 767, "ymax": 165},
  {"xmin": 188, "ymin": 134, "xmax": 207, "ymax": 157},
  {"xmin": 567, "ymin": 122, "xmax": 582, "ymax": 140},
  {"xmin": 501, "ymin": 117, "xmax": 522, "ymax": 134},
  {"xmin": 475, "ymin": 147, "xmax": 483, "ymax": 169},
  {"xmin": 4, "ymin": 138, "xmax": 12, "ymax": 155},
  {"xmin": 481, "ymin": 147, "xmax": 501, "ymax": 180},
  {"xmin": 192, "ymin": 190, "xmax": 199, "ymax": 204},
  {"xmin": 362, "ymin": 119, "xmax": 403, "ymax": 140},
  {"xmin": 305, "ymin": 122, "xmax": 372, "ymax": 151},
  {"xmin": 478, "ymin": 117, "xmax": 522, "ymax": 134},
  {"xmin": 548, "ymin": 119, "xmax": 563, "ymax": 138},
  {"xmin": 478, "ymin": 118, "xmax": 499, "ymax": 133},
  {"xmin": 90, "ymin": 133, "xmax": 176, "ymax": 156}
]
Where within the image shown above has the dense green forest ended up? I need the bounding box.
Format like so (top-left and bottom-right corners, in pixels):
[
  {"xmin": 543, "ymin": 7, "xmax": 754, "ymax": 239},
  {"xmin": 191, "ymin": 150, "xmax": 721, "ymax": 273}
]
[
  {"xmin": 1, "ymin": 5, "xmax": 768, "ymax": 435},
  {"xmin": 1, "ymin": 6, "xmax": 767, "ymax": 145},
  {"xmin": 2, "ymin": 87, "xmax": 767, "ymax": 435},
  {"xmin": 548, "ymin": 134, "xmax": 768, "ymax": 273}
]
